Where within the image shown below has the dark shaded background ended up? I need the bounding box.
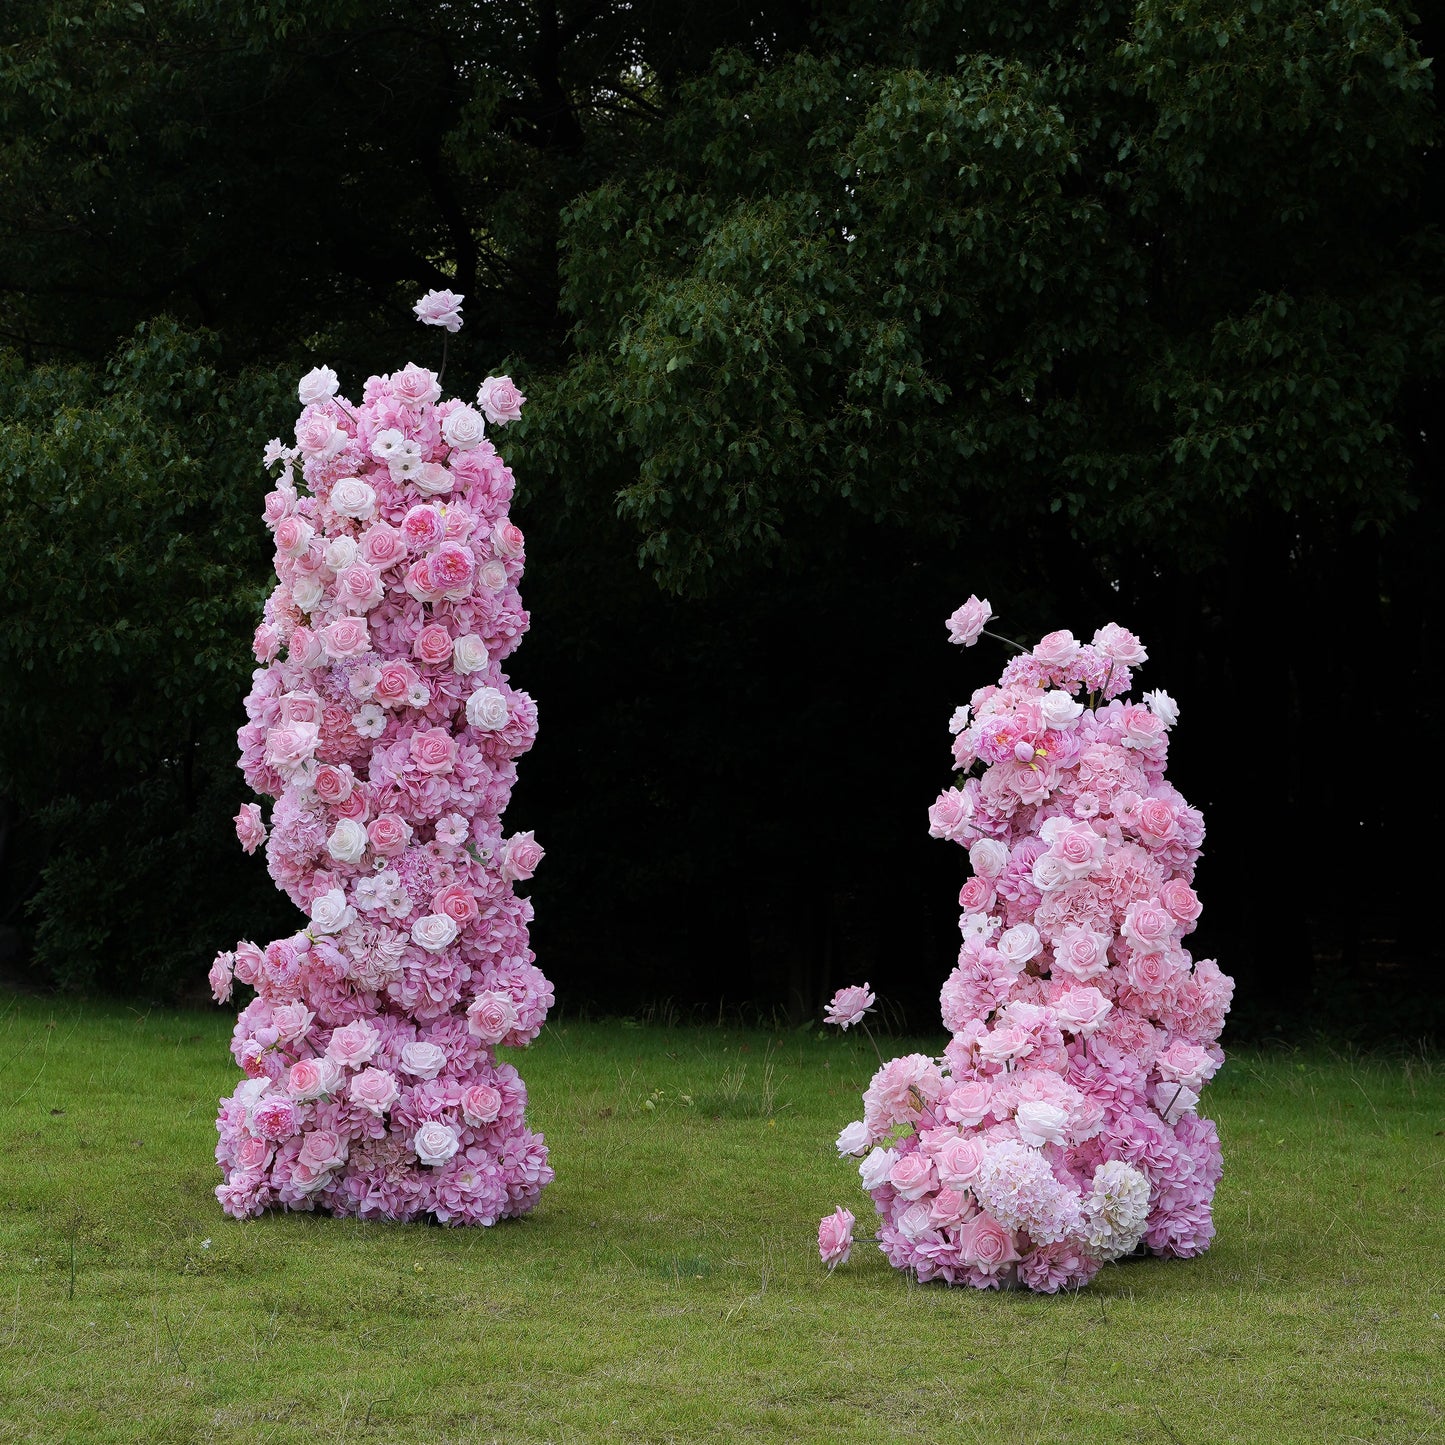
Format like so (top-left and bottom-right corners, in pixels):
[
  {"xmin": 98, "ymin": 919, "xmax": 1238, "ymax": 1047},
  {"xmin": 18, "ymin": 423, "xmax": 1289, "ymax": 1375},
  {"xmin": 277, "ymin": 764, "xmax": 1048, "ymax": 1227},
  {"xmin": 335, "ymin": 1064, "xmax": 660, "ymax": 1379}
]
[{"xmin": 1, "ymin": 0, "xmax": 1440, "ymax": 1039}]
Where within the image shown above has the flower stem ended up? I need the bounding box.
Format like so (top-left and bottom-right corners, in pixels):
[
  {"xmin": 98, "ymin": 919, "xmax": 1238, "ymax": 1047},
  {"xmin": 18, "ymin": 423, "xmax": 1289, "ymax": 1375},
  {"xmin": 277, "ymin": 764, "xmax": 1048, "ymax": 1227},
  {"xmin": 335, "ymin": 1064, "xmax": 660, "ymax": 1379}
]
[{"xmin": 982, "ymin": 628, "xmax": 1027, "ymax": 654}]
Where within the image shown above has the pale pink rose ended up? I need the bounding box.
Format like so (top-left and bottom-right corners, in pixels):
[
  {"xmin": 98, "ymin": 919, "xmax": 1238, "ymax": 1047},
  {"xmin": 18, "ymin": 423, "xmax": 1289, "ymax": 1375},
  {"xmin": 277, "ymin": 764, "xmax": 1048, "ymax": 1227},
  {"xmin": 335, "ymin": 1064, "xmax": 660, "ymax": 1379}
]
[
  {"xmin": 321, "ymin": 616, "xmax": 371, "ymax": 660},
  {"xmin": 1055, "ymin": 985, "xmax": 1113, "ymax": 1036},
  {"xmin": 322, "ymin": 534, "xmax": 358, "ymax": 571},
  {"xmin": 1155, "ymin": 1039, "xmax": 1216, "ymax": 1091},
  {"xmin": 929, "ymin": 1187, "xmax": 970, "ymax": 1227},
  {"xmin": 413, "ymin": 461, "xmax": 453, "ymax": 495},
  {"xmin": 274, "ymin": 515, "xmax": 313, "ymax": 558},
  {"xmin": 835, "ymin": 1120, "xmax": 870, "ymax": 1156},
  {"xmin": 209, "ymin": 951, "xmax": 234, "ymax": 1003},
  {"xmin": 297, "ymin": 1128, "xmax": 347, "ymax": 1172},
  {"xmin": 1051, "ymin": 926, "xmax": 1111, "ymax": 981},
  {"xmin": 1014, "ymin": 1100, "xmax": 1070, "ymax": 1147},
  {"xmin": 823, "ymin": 983, "xmax": 876, "ymax": 1030},
  {"xmin": 252, "ymin": 622, "xmax": 281, "ymax": 663},
  {"xmin": 399, "ymin": 1040, "xmax": 448, "ymax": 1079},
  {"xmin": 467, "ymin": 686, "xmax": 510, "ymax": 730},
  {"xmin": 414, "ymin": 1120, "xmax": 461, "ymax": 1166},
  {"xmin": 460, "ymin": 1083, "xmax": 503, "ymax": 1126},
  {"xmin": 817, "ymin": 1206, "xmax": 855, "ymax": 1270},
  {"xmin": 500, "ymin": 831, "xmax": 544, "ymax": 883},
  {"xmin": 977, "ymin": 1022, "xmax": 1034, "ymax": 1066},
  {"xmin": 476, "ymin": 375, "xmax": 525, "ymax": 425},
  {"xmin": 442, "ymin": 404, "xmax": 487, "ymax": 451},
  {"xmin": 1040, "ymin": 690, "xmax": 1085, "ymax": 730},
  {"xmin": 896, "ymin": 1201, "xmax": 937, "ymax": 1242},
  {"xmin": 414, "ymin": 289, "xmax": 464, "ymax": 332},
  {"xmin": 349, "ymin": 1067, "xmax": 400, "ymax": 1116},
  {"xmin": 360, "ymin": 521, "xmax": 406, "ymax": 568},
  {"xmin": 1092, "ymin": 622, "xmax": 1148, "ymax": 666},
  {"xmin": 492, "ymin": 519, "xmax": 525, "ymax": 558},
  {"xmin": 451, "ymin": 634, "xmax": 489, "ymax": 675},
  {"xmin": 411, "ymin": 913, "xmax": 459, "ymax": 953},
  {"xmin": 1137, "ymin": 797, "xmax": 1178, "ymax": 843},
  {"xmin": 271, "ymin": 1002, "xmax": 315, "ymax": 1044},
  {"xmin": 329, "ymin": 477, "xmax": 377, "ymax": 520},
  {"xmin": 287, "ymin": 1058, "xmax": 329, "ymax": 1101},
  {"xmin": 233, "ymin": 1135, "xmax": 270, "ymax": 1172},
  {"xmin": 959, "ymin": 1212, "xmax": 1021, "ymax": 1274},
  {"xmin": 859, "ymin": 1147, "xmax": 898, "ymax": 1192},
  {"xmin": 1159, "ymin": 879, "xmax": 1202, "ymax": 925},
  {"xmin": 1119, "ymin": 706, "xmax": 1167, "ymax": 753},
  {"xmin": 235, "ymin": 803, "xmax": 267, "ymax": 855},
  {"xmin": 946, "ymin": 595, "xmax": 993, "ymax": 647},
  {"xmin": 287, "ymin": 626, "xmax": 324, "ymax": 667},
  {"xmin": 264, "ymin": 722, "xmax": 319, "ymax": 772},
  {"xmin": 943, "ymin": 1081, "xmax": 993, "ymax": 1128},
  {"xmin": 477, "ymin": 558, "xmax": 508, "ymax": 591},
  {"xmin": 336, "ymin": 562, "xmax": 383, "ymax": 613},
  {"xmin": 997, "ymin": 923, "xmax": 1042, "ymax": 973},
  {"xmin": 1153, "ymin": 1081, "xmax": 1199, "ymax": 1124},
  {"xmin": 969, "ymin": 838, "xmax": 1009, "ymax": 879},
  {"xmin": 1122, "ymin": 900, "xmax": 1174, "ymax": 955},
  {"xmin": 928, "ymin": 787, "xmax": 973, "ymax": 842},
  {"xmin": 959, "ymin": 876, "xmax": 994, "ymax": 913},
  {"xmin": 888, "ymin": 1152, "xmax": 937, "ymax": 1201},
  {"xmin": 409, "ymin": 727, "xmax": 455, "ymax": 774},
  {"xmin": 1033, "ymin": 629, "xmax": 1080, "ymax": 668},
  {"xmin": 390, "ymin": 362, "xmax": 441, "ymax": 407},
  {"xmin": 412, "ymin": 623, "xmax": 453, "ymax": 667},
  {"xmin": 277, "ymin": 691, "xmax": 323, "ymax": 725},
  {"xmin": 326, "ymin": 1018, "xmax": 381, "ymax": 1069},
  {"xmin": 467, "ymin": 991, "xmax": 518, "ymax": 1045},
  {"xmin": 295, "ymin": 412, "xmax": 342, "ymax": 457},
  {"xmin": 373, "ymin": 660, "xmax": 418, "ymax": 708},
  {"xmin": 368, "ymin": 814, "xmax": 412, "ymax": 857},
  {"xmin": 326, "ymin": 817, "xmax": 368, "ymax": 864},
  {"xmin": 297, "ymin": 366, "xmax": 339, "ymax": 405},
  {"xmin": 233, "ymin": 941, "xmax": 264, "ymax": 987},
  {"xmin": 933, "ymin": 1134, "xmax": 988, "ymax": 1188},
  {"xmin": 432, "ymin": 883, "xmax": 479, "ymax": 926}
]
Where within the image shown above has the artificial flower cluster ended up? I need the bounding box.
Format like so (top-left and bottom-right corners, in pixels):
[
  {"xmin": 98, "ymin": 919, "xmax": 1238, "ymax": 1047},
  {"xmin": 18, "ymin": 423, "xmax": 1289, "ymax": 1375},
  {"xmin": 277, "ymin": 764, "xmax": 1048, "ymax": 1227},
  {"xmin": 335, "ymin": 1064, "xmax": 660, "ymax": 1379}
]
[
  {"xmin": 819, "ymin": 599, "xmax": 1232, "ymax": 1291},
  {"xmin": 210, "ymin": 292, "xmax": 553, "ymax": 1225}
]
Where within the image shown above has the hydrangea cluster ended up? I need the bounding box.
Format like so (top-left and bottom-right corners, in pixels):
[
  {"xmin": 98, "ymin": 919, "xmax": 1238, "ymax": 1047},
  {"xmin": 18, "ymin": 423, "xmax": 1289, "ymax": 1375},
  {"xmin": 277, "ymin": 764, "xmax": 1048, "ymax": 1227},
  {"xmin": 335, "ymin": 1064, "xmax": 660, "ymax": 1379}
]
[
  {"xmin": 209, "ymin": 293, "xmax": 553, "ymax": 1226},
  {"xmin": 819, "ymin": 599, "xmax": 1232, "ymax": 1291}
]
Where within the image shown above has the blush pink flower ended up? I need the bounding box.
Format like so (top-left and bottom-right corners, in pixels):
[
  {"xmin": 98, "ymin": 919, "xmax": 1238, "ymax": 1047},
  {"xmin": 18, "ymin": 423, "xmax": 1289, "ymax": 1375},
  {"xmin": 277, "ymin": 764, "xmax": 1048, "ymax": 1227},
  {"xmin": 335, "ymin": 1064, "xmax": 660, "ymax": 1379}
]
[
  {"xmin": 946, "ymin": 595, "xmax": 994, "ymax": 647},
  {"xmin": 413, "ymin": 289, "xmax": 464, "ymax": 332},
  {"xmin": 235, "ymin": 803, "xmax": 266, "ymax": 855},
  {"xmin": 476, "ymin": 375, "xmax": 525, "ymax": 425},
  {"xmin": 817, "ymin": 1206, "xmax": 855, "ymax": 1270},
  {"xmin": 824, "ymin": 983, "xmax": 876, "ymax": 1030}
]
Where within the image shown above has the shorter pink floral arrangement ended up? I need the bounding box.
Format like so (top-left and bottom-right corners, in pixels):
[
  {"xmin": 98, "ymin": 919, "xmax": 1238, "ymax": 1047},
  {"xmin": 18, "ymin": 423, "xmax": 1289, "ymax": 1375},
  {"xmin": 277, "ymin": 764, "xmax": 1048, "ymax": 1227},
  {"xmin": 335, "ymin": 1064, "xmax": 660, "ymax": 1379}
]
[{"xmin": 816, "ymin": 600, "xmax": 1232, "ymax": 1291}]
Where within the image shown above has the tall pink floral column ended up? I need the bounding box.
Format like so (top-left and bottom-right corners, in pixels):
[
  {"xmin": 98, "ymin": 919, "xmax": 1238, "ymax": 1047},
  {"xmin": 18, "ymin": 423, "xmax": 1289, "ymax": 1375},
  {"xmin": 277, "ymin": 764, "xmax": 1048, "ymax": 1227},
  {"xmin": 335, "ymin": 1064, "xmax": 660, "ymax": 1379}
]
[
  {"xmin": 210, "ymin": 292, "xmax": 554, "ymax": 1225},
  {"xmin": 819, "ymin": 600, "xmax": 1233, "ymax": 1291}
]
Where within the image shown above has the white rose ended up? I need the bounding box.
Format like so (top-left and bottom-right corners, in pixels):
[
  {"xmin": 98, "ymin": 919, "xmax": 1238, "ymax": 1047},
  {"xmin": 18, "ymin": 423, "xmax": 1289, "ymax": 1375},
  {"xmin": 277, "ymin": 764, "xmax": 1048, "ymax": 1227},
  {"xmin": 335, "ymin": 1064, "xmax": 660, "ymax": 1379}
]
[
  {"xmin": 1145, "ymin": 689, "xmax": 1180, "ymax": 728},
  {"xmin": 858, "ymin": 1146, "xmax": 898, "ymax": 1192},
  {"xmin": 1030, "ymin": 854, "xmax": 1069, "ymax": 893},
  {"xmin": 412, "ymin": 462, "xmax": 454, "ymax": 496},
  {"xmin": 298, "ymin": 366, "xmax": 339, "ymax": 405},
  {"xmin": 452, "ymin": 634, "xmax": 489, "ymax": 675},
  {"xmin": 411, "ymin": 913, "xmax": 460, "ymax": 953},
  {"xmin": 466, "ymin": 686, "xmax": 510, "ymax": 731},
  {"xmin": 835, "ymin": 1120, "xmax": 870, "ymax": 1157},
  {"xmin": 291, "ymin": 576, "xmax": 324, "ymax": 613},
  {"xmin": 997, "ymin": 923, "xmax": 1042, "ymax": 973},
  {"xmin": 948, "ymin": 705, "xmax": 971, "ymax": 735},
  {"xmin": 413, "ymin": 1121, "xmax": 460, "ymax": 1167},
  {"xmin": 1014, "ymin": 1100, "xmax": 1071, "ymax": 1148},
  {"xmin": 1040, "ymin": 690, "xmax": 1085, "ymax": 730},
  {"xmin": 441, "ymin": 404, "xmax": 487, "ymax": 451},
  {"xmin": 309, "ymin": 888, "xmax": 355, "ymax": 935},
  {"xmin": 323, "ymin": 535, "xmax": 358, "ymax": 572},
  {"xmin": 330, "ymin": 478, "xmax": 377, "ymax": 521},
  {"xmin": 968, "ymin": 838, "xmax": 1009, "ymax": 879},
  {"xmin": 399, "ymin": 1041, "xmax": 448, "ymax": 1079},
  {"xmin": 326, "ymin": 818, "xmax": 368, "ymax": 864},
  {"xmin": 477, "ymin": 559, "xmax": 508, "ymax": 591}
]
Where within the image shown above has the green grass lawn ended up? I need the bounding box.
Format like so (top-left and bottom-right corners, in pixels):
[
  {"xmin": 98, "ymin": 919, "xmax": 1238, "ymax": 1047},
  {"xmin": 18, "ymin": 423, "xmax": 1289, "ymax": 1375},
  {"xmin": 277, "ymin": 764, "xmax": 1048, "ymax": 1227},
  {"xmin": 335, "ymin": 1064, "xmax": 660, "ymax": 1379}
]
[{"xmin": 0, "ymin": 993, "xmax": 1440, "ymax": 1444}]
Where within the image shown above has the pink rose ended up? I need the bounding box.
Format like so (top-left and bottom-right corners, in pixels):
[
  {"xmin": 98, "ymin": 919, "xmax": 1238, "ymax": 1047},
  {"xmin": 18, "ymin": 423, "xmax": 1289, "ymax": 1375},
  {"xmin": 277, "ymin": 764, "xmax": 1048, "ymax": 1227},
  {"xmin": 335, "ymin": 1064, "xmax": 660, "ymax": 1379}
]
[
  {"xmin": 233, "ymin": 1135, "xmax": 270, "ymax": 1172},
  {"xmin": 410, "ymin": 913, "xmax": 460, "ymax": 953},
  {"xmin": 500, "ymin": 831, "xmax": 544, "ymax": 883},
  {"xmin": 287, "ymin": 1058, "xmax": 328, "ymax": 1101},
  {"xmin": 1159, "ymin": 879, "xmax": 1202, "ymax": 925},
  {"xmin": 1033, "ymin": 629, "xmax": 1080, "ymax": 668},
  {"xmin": 368, "ymin": 814, "xmax": 412, "ymax": 857},
  {"xmin": 1051, "ymin": 926, "xmax": 1111, "ymax": 981},
  {"xmin": 412, "ymin": 623, "xmax": 454, "ymax": 667},
  {"xmin": 476, "ymin": 375, "xmax": 525, "ymax": 426},
  {"xmin": 336, "ymin": 563, "xmax": 383, "ymax": 613},
  {"xmin": 399, "ymin": 1040, "xmax": 448, "ymax": 1079},
  {"xmin": 996, "ymin": 923, "xmax": 1042, "ymax": 973},
  {"xmin": 390, "ymin": 362, "xmax": 441, "ymax": 407},
  {"xmin": 1137, "ymin": 797, "xmax": 1178, "ymax": 843},
  {"xmin": 942, "ymin": 1082, "xmax": 993, "ymax": 1129},
  {"xmin": 1122, "ymin": 900, "xmax": 1174, "ymax": 955},
  {"xmin": 271, "ymin": 1002, "xmax": 315, "ymax": 1044},
  {"xmin": 287, "ymin": 626, "xmax": 324, "ymax": 667},
  {"xmin": 321, "ymin": 616, "xmax": 371, "ymax": 659},
  {"xmin": 1092, "ymin": 622, "xmax": 1148, "ymax": 666},
  {"xmin": 373, "ymin": 661, "xmax": 418, "ymax": 708},
  {"xmin": 460, "ymin": 1083, "xmax": 503, "ymax": 1126},
  {"xmin": 969, "ymin": 838, "xmax": 1009, "ymax": 878},
  {"xmin": 252, "ymin": 623, "xmax": 281, "ymax": 663},
  {"xmin": 360, "ymin": 522, "xmax": 406, "ymax": 568},
  {"xmin": 958, "ymin": 876, "xmax": 994, "ymax": 913},
  {"xmin": 414, "ymin": 289, "xmax": 464, "ymax": 332},
  {"xmin": 432, "ymin": 883, "xmax": 479, "ymax": 926},
  {"xmin": 295, "ymin": 412, "xmax": 341, "ymax": 457},
  {"xmin": 326, "ymin": 1018, "xmax": 381, "ymax": 1069},
  {"xmin": 274, "ymin": 515, "xmax": 313, "ymax": 558},
  {"xmin": 492, "ymin": 519, "xmax": 525, "ymax": 558},
  {"xmin": 957, "ymin": 1211, "xmax": 1020, "ymax": 1274},
  {"xmin": 817, "ymin": 1206, "xmax": 855, "ymax": 1270},
  {"xmin": 933, "ymin": 1134, "xmax": 987, "ymax": 1188},
  {"xmin": 927, "ymin": 787, "xmax": 973, "ymax": 842},
  {"xmin": 888, "ymin": 1151, "xmax": 936, "ymax": 1201},
  {"xmin": 233, "ymin": 941, "xmax": 263, "ymax": 987},
  {"xmin": 235, "ymin": 803, "xmax": 266, "ymax": 855},
  {"xmin": 946, "ymin": 595, "xmax": 993, "ymax": 647},
  {"xmin": 1055, "ymin": 985, "xmax": 1113, "ymax": 1036},
  {"xmin": 409, "ymin": 727, "xmax": 455, "ymax": 774},
  {"xmin": 349, "ymin": 1067, "xmax": 400, "ymax": 1116},
  {"xmin": 442, "ymin": 404, "xmax": 487, "ymax": 451},
  {"xmin": 467, "ymin": 991, "xmax": 518, "ymax": 1046},
  {"xmin": 823, "ymin": 983, "xmax": 876, "ymax": 1030},
  {"xmin": 313, "ymin": 764, "xmax": 354, "ymax": 806}
]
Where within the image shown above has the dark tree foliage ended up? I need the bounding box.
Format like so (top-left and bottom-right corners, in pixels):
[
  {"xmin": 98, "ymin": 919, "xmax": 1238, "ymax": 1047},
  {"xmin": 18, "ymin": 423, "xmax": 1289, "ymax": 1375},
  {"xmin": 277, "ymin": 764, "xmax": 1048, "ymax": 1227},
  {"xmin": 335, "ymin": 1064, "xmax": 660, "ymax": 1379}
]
[{"xmin": 0, "ymin": 0, "xmax": 1440, "ymax": 1038}]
